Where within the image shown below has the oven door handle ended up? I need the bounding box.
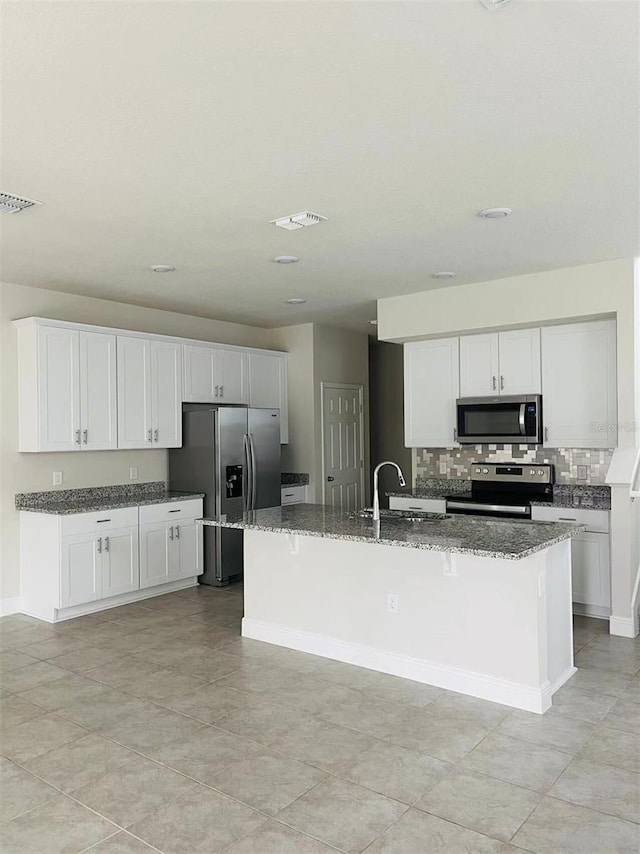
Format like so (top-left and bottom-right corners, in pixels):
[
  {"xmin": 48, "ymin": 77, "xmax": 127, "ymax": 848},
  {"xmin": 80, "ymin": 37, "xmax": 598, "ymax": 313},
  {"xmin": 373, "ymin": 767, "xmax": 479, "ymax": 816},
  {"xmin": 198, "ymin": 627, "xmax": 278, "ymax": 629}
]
[
  {"xmin": 519, "ymin": 403, "xmax": 526, "ymax": 436},
  {"xmin": 446, "ymin": 500, "xmax": 530, "ymax": 515}
]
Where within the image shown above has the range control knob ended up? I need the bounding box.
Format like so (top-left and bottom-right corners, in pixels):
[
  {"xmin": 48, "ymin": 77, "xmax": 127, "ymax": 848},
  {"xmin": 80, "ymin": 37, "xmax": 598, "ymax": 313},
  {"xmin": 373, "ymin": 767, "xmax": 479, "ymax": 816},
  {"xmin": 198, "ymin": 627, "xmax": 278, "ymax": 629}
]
[
  {"xmin": 538, "ymin": 469, "xmax": 545, "ymax": 476},
  {"xmin": 482, "ymin": 468, "xmax": 489, "ymax": 474},
  {"xmin": 529, "ymin": 469, "xmax": 536, "ymax": 475},
  {"xmin": 475, "ymin": 467, "xmax": 481, "ymax": 473}
]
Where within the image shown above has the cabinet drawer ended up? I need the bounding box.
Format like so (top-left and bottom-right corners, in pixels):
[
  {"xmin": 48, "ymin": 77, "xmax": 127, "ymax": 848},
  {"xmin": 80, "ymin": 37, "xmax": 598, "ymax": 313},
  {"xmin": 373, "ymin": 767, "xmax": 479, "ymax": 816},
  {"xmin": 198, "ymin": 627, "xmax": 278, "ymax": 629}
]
[
  {"xmin": 61, "ymin": 506, "xmax": 138, "ymax": 536},
  {"xmin": 389, "ymin": 496, "xmax": 447, "ymax": 514},
  {"xmin": 281, "ymin": 486, "xmax": 306, "ymax": 505},
  {"xmin": 530, "ymin": 505, "xmax": 609, "ymax": 533},
  {"xmin": 139, "ymin": 499, "xmax": 203, "ymax": 525}
]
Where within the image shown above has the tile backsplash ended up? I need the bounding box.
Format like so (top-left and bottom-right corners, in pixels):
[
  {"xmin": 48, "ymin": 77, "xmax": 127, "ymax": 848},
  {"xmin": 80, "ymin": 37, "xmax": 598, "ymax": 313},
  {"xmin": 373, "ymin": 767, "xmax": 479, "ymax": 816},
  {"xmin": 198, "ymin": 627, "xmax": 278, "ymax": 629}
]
[{"xmin": 414, "ymin": 446, "xmax": 613, "ymax": 485}]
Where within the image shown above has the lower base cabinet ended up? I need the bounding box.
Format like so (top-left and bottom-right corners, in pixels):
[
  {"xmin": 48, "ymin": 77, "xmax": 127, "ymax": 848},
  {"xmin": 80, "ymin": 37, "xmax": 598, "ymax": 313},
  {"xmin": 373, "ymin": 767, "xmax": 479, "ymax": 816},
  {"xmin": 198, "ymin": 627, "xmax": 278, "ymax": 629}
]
[{"xmin": 20, "ymin": 498, "xmax": 202, "ymax": 621}]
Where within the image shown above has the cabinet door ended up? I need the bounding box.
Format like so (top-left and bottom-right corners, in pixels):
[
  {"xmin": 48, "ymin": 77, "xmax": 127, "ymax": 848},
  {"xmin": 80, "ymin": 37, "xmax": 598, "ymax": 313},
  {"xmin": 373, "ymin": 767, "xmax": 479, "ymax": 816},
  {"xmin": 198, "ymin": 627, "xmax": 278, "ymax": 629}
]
[
  {"xmin": 542, "ymin": 320, "xmax": 617, "ymax": 448},
  {"xmin": 173, "ymin": 520, "xmax": 202, "ymax": 581},
  {"xmin": 217, "ymin": 348, "xmax": 248, "ymax": 404},
  {"xmin": 37, "ymin": 325, "xmax": 80, "ymax": 452},
  {"xmin": 248, "ymin": 352, "xmax": 288, "ymax": 442},
  {"xmin": 79, "ymin": 332, "xmax": 117, "ymax": 450},
  {"xmin": 117, "ymin": 336, "xmax": 152, "ymax": 448},
  {"xmin": 101, "ymin": 526, "xmax": 139, "ymax": 598},
  {"xmin": 571, "ymin": 532, "xmax": 611, "ymax": 609},
  {"xmin": 498, "ymin": 328, "xmax": 541, "ymax": 395},
  {"xmin": 152, "ymin": 341, "xmax": 182, "ymax": 448},
  {"xmin": 139, "ymin": 522, "xmax": 171, "ymax": 588},
  {"xmin": 459, "ymin": 333, "xmax": 499, "ymax": 397},
  {"xmin": 404, "ymin": 338, "xmax": 459, "ymax": 447},
  {"xmin": 183, "ymin": 344, "xmax": 216, "ymax": 402},
  {"xmin": 60, "ymin": 533, "xmax": 100, "ymax": 608}
]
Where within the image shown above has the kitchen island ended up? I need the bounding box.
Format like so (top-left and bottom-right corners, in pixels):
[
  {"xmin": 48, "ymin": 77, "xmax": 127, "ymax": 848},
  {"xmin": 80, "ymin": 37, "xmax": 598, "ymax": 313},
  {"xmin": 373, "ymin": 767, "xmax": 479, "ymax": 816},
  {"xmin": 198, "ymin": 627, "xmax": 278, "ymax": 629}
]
[{"xmin": 201, "ymin": 505, "xmax": 585, "ymax": 713}]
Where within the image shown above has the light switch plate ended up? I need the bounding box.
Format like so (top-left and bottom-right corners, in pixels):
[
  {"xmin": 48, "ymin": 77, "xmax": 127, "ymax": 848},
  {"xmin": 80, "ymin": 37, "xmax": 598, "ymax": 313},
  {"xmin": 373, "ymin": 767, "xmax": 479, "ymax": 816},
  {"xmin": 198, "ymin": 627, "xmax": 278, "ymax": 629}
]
[
  {"xmin": 577, "ymin": 465, "xmax": 588, "ymax": 480},
  {"xmin": 129, "ymin": 466, "xmax": 139, "ymax": 481},
  {"xmin": 52, "ymin": 471, "xmax": 63, "ymax": 486}
]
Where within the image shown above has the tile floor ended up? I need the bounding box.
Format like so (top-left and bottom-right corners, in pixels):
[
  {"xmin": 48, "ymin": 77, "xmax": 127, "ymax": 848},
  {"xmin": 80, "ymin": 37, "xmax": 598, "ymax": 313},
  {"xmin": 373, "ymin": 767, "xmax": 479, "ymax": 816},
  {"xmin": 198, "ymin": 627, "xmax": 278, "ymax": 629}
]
[{"xmin": 0, "ymin": 587, "xmax": 639, "ymax": 853}]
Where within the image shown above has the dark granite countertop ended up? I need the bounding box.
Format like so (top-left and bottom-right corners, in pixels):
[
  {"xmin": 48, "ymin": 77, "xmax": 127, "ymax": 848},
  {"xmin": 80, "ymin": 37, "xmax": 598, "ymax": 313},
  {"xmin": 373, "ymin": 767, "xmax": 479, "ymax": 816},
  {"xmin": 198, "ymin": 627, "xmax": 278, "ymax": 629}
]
[
  {"xmin": 199, "ymin": 503, "xmax": 584, "ymax": 560},
  {"xmin": 16, "ymin": 482, "xmax": 204, "ymax": 515},
  {"xmin": 281, "ymin": 473, "xmax": 310, "ymax": 486}
]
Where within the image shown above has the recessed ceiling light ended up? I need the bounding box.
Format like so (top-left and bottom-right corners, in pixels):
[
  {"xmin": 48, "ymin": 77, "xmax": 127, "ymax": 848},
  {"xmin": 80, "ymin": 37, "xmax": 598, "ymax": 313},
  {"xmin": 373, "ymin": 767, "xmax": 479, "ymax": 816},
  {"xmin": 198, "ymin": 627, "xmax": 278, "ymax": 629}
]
[
  {"xmin": 274, "ymin": 256, "xmax": 300, "ymax": 264},
  {"xmin": 285, "ymin": 298, "xmax": 306, "ymax": 305},
  {"xmin": 369, "ymin": 320, "xmax": 378, "ymax": 326},
  {"xmin": 431, "ymin": 271, "xmax": 456, "ymax": 280},
  {"xmin": 270, "ymin": 211, "xmax": 327, "ymax": 230},
  {"xmin": 477, "ymin": 208, "xmax": 512, "ymax": 219},
  {"xmin": 150, "ymin": 265, "xmax": 175, "ymax": 272},
  {"xmin": 478, "ymin": 0, "xmax": 513, "ymax": 9}
]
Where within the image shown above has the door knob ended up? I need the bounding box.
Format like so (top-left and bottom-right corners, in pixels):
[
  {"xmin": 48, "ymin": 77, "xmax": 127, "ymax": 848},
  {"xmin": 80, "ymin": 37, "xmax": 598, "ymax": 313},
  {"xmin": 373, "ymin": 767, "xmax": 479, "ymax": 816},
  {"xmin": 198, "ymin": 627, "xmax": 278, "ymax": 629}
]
[{"xmin": 327, "ymin": 476, "xmax": 335, "ymax": 482}]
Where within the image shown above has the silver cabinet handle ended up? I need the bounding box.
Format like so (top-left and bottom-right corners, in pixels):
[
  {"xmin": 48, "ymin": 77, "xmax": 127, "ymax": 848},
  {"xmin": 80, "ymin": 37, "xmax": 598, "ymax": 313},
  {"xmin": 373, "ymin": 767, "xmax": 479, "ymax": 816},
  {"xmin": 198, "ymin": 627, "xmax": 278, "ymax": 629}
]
[
  {"xmin": 492, "ymin": 376, "xmax": 497, "ymax": 391},
  {"xmin": 214, "ymin": 385, "xmax": 219, "ymax": 398},
  {"xmin": 169, "ymin": 525, "xmax": 174, "ymax": 540},
  {"xmin": 97, "ymin": 537, "xmax": 102, "ymax": 554},
  {"xmin": 75, "ymin": 429, "xmax": 81, "ymax": 444},
  {"xmin": 154, "ymin": 429, "xmax": 159, "ymax": 442},
  {"xmin": 453, "ymin": 427, "xmax": 457, "ymax": 441},
  {"xmin": 104, "ymin": 536, "xmax": 109, "ymax": 552},
  {"xmin": 544, "ymin": 426, "xmax": 549, "ymax": 442},
  {"xmin": 219, "ymin": 385, "xmax": 224, "ymax": 398},
  {"xmin": 500, "ymin": 375, "xmax": 505, "ymax": 391},
  {"xmin": 83, "ymin": 429, "xmax": 88, "ymax": 444},
  {"xmin": 148, "ymin": 429, "xmax": 153, "ymax": 442},
  {"xmin": 175, "ymin": 525, "xmax": 180, "ymax": 539},
  {"xmin": 559, "ymin": 517, "xmax": 578, "ymax": 522}
]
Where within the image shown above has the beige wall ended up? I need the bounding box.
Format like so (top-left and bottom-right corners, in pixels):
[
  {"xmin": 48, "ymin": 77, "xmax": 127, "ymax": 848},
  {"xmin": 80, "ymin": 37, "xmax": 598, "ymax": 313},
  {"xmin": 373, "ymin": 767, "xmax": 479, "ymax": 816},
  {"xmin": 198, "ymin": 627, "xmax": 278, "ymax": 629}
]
[
  {"xmin": 0, "ymin": 281, "xmax": 274, "ymax": 602},
  {"xmin": 312, "ymin": 325, "xmax": 370, "ymax": 503}
]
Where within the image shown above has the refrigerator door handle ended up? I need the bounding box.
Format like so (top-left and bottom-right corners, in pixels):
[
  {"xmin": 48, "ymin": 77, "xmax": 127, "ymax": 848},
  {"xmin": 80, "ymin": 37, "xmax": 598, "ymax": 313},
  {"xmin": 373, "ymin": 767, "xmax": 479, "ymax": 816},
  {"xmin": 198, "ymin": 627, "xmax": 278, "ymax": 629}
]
[
  {"xmin": 249, "ymin": 433, "xmax": 257, "ymax": 512},
  {"xmin": 243, "ymin": 433, "xmax": 252, "ymax": 512}
]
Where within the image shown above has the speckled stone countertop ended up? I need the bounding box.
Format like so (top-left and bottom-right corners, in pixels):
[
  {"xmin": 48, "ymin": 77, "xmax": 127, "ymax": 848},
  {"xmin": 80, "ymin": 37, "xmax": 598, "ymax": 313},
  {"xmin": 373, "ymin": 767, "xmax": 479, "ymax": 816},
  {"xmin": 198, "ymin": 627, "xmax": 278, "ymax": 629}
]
[
  {"xmin": 387, "ymin": 479, "xmax": 470, "ymax": 500},
  {"xmin": 199, "ymin": 503, "xmax": 584, "ymax": 560},
  {"xmin": 16, "ymin": 482, "xmax": 204, "ymax": 515},
  {"xmin": 281, "ymin": 473, "xmax": 310, "ymax": 486}
]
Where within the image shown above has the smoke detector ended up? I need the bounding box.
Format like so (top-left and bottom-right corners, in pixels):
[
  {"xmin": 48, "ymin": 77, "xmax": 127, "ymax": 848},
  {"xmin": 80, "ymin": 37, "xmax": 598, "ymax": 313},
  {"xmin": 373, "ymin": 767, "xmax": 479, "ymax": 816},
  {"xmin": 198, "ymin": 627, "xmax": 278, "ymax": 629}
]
[
  {"xmin": 431, "ymin": 271, "xmax": 456, "ymax": 280},
  {"xmin": 150, "ymin": 265, "xmax": 175, "ymax": 272},
  {"xmin": 270, "ymin": 211, "xmax": 327, "ymax": 230},
  {"xmin": 478, "ymin": 207, "xmax": 512, "ymax": 219},
  {"xmin": 478, "ymin": 0, "xmax": 513, "ymax": 9},
  {"xmin": 0, "ymin": 191, "xmax": 43, "ymax": 215},
  {"xmin": 273, "ymin": 256, "xmax": 299, "ymax": 264}
]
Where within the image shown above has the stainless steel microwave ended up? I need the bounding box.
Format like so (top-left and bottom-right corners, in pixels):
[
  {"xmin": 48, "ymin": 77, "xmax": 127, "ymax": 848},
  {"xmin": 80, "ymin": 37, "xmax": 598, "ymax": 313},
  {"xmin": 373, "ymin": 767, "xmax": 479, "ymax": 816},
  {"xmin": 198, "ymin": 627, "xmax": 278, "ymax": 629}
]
[{"xmin": 456, "ymin": 395, "xmax": 543, "ymax": 445}]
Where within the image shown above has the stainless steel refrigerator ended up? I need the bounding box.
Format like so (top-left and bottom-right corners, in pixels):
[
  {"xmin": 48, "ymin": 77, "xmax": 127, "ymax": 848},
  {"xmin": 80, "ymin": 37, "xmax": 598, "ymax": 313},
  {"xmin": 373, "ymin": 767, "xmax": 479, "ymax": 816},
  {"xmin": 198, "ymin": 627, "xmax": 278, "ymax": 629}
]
[{"xmin": 168, "ymin": 404, "xmax": 281, "ymax": 585}]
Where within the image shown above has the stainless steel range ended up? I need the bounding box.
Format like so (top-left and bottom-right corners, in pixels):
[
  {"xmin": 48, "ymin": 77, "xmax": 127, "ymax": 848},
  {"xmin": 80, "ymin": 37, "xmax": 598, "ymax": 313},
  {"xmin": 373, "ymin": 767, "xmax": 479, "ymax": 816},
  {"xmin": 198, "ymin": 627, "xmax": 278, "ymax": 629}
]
[{"xmin": 445, "ymin": 463, "xmax": 554, "ymax": 520}]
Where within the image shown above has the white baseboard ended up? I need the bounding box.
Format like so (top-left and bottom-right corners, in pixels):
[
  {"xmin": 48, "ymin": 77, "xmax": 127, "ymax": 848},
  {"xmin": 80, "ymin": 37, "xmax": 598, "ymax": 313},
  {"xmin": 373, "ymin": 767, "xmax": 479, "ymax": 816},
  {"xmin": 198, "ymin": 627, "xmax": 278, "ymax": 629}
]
[
  {"xmin": 242, "ymin": 618, "xmax": 566, "ymax": 714},
  {"xmin": 609, "ymin": 615, "xmax": 639, "ymax": 639},
  {"xmin": 0, "ymin": 597, "xmax": 23, "ymax": 617},
  {"xmin": 573, "ymin": 603, "xmax": 611, "ymax": 620}
]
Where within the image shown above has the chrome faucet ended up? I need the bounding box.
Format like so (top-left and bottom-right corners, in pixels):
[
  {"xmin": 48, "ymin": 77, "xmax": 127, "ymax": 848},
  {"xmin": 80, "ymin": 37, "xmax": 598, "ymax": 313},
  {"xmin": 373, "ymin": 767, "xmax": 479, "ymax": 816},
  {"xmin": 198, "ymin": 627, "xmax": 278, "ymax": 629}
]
[{"xmin": 372, "ymin": 461, "xmax": 406, "ymax": 522}]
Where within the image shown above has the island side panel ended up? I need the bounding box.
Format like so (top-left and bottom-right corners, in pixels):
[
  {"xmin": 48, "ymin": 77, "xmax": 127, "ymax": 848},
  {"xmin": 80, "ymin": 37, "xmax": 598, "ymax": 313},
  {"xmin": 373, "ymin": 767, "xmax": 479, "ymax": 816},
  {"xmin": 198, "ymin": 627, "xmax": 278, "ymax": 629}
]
[
  {"xmin": 242, "ymin": 530, "xmax": 569, "ymax": 712},
  {"xmin": 541, "ymin": 538, "xmax": 575, "ymax": 693}
]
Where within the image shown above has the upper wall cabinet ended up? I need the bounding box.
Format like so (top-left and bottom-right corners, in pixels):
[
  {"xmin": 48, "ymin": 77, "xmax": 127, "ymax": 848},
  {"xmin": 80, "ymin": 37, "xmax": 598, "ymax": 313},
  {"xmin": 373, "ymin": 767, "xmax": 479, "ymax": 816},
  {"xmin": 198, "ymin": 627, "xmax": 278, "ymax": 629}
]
[
  {"xmin": 16, "ymin": 321, "xmax": 117, "ymax": 452},
  {"xmin": 404, "ymin": 338, "xmax": 459, "ymax": 448},
  {"xmin": 459, "ymin": 328, "xmax": 541, "ymax": 397},
  {"xmin": 248, "ymin": 352, "xmax": 289, "ymax": 443},
  {"xmin": 541, "ymin": 320, "xmax": 617, "ymax": 448},
  {"xmin": 117, "ymin": 336, "xmax": 182, "ymax": 449},
  {"xmin": 183, "ymin": 343, "xmax": 248, "ymax": 404}
]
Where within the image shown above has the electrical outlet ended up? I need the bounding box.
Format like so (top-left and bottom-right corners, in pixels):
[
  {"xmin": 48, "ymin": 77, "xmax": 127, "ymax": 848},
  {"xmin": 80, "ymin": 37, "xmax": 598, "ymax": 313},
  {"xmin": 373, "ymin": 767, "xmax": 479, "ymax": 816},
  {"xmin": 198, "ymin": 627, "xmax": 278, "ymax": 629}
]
[
  {"xmin": 387, "ymin": 593, "xmax": 399, "ymax": 614},
  {"xmin": 52, "ymin": 471, "xmax": 63, "ymax": 486},
  {"xmin": 577, "ymin": 465, "xmax": 588, "ymax": 480},
  {"xmin": 129, "ymin": 466, "xmax": 139, "ymax": 481}
]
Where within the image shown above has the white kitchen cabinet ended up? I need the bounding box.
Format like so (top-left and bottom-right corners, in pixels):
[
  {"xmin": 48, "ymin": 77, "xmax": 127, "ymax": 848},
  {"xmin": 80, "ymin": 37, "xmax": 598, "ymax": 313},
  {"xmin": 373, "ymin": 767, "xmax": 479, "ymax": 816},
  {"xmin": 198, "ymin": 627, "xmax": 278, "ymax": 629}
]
[
  {"xmin": 541, "ymin": 320, "xmax": 617, "ymax": 448},
  {"xmin": 15, "ymin": 320, "xmax": 117, "ymax": 452},
  {"xmin": 20, "ymin": 499, "xmax": 202, "ymax": 622},
  {"xmin": 404, "ymin": 338, "xmax": 459, "ymax": 447},
  {"xmin": 459, "ymin": 328, "xmax": 540, "ymax": 397},
  {"xmin": 389, "ymin": 496, "xmax": 447, "ymax": 514},
  {"xmin": 183, "ymin": 343, "xmax": 248, "ymax": 404},
  {"xmin": 281, "ymin": 485, "xmax": 307, "ymax": 505},
  {"xmin": 117, "ymin": 336, "xmax": 182, "ymax": 448},
  {"xmin": 248, "ymin": 351, "xmax": 289, "ymax": 443}
]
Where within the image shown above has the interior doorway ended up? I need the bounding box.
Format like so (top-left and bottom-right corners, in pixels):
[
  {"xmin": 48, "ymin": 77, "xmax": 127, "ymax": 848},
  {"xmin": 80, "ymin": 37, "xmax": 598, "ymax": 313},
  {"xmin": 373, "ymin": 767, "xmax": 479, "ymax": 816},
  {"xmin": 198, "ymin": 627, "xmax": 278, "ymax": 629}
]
[{"xmin": 321, "ymin": 382, "xmax": 365, "ymax": 510}]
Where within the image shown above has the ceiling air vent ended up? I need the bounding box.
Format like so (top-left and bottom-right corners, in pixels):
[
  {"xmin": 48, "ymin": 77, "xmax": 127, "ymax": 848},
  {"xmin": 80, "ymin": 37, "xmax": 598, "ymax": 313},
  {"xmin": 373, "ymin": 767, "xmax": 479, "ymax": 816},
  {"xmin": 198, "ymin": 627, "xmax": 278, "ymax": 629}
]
[
  {"xmin": 0, "ymin": 192, "xmax": 43, "ymax": 215},
  {"xmin": 270, "ymin": 211, "xmax": 327, "ymax": 230}
]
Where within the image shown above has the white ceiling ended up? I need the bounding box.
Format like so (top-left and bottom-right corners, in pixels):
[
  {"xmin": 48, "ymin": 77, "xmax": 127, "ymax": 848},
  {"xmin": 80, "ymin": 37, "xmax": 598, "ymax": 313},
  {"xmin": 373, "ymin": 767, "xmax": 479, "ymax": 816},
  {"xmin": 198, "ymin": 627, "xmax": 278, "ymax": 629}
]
[{"xmin": 1, "ymin": 1, "xmax": 638, "ymax": 331}]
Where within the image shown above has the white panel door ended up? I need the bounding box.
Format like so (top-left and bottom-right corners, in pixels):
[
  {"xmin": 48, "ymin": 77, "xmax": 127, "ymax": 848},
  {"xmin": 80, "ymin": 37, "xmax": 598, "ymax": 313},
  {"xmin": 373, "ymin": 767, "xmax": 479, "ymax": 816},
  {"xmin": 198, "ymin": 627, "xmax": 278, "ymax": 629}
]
[
  {"xmin": 498, "ymin": 328, "xmax": 541, "ymax": 395},
  {"xmin": 37, "ymin": 325, "xmax": 80, "ymax": 452},
  {"xmin": 101, "ymin": 526, "xmax": 139, "ymax": 598},
  {"xmin": 79, "ymin": 332, "xmax": 117, "ymax": 450},
  {"xmin": 173, "ymin": 520, "xmax": 201, "ymax": 581},
  {"xmin": 572, "ymin": 532, "xmax": 611, "ymax": 609},
  {"xmin": 322, "ymin": 384, "xmax": 364, "ymax": 511},
  {"xmin": 459, "ymin": 333, "xmax": 499, "ymax": 397},
  {"xmin": 183, "ymin": 344, "xmax": 216, "ymax": 402},
  {"xmin": 139, "ymin": 522, "xmax": 171, "ymax": 588},
  {"xmin": 542, "ymin": 320, "xmax": 617, "ymax": 448},
  {"xmin": 152, "ymin": 341, "xmax": 182, "ymax": 448},
  {"xmin": 217, "ymin": 348, "xmax": 248, "ymax": 404},
  {"xmin": 117, "ymin": 336, "xmax": 152, "ymax": 448},
  {"xmin": 404, "ymin": 338, "xmax": 459, "ymax": 447},
  {"xmin": 248, "ymin": 352, "xmax": 288, "ymax": 442},
  {"xmin": 60, "ymin": 533, "xmax": 100, "ymax": 608}
]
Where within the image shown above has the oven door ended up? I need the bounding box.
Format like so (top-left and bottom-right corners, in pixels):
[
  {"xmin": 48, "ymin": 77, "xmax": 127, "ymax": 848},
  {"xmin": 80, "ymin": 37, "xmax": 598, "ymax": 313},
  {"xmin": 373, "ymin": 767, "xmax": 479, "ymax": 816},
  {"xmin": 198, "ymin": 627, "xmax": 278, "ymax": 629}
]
[{"xmin": 456, "ymin": 395, "xmax": 542, "ymax": 444}]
